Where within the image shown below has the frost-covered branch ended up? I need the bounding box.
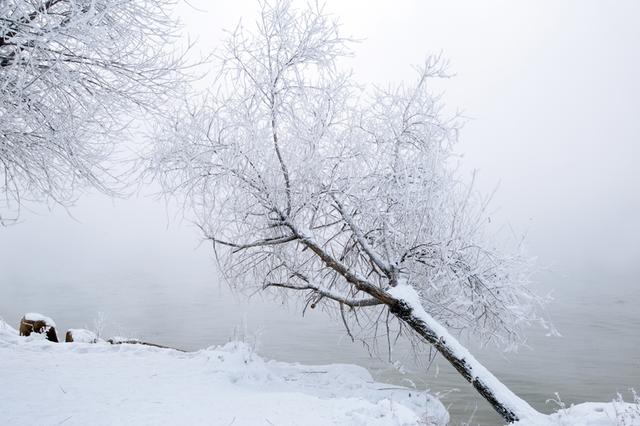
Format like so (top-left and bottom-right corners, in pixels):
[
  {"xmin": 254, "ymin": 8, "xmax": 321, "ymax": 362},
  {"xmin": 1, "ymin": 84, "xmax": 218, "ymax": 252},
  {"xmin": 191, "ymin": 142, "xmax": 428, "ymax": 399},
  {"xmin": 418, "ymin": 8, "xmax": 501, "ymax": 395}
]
[
  {"xmin": 0, "ymin": 0, "xmax": 186, "ymax": 222},
  {"xmin": 208, "ymin": 234, "xmax": 297, "ymax": 253},
  {"xmin": 330, "ymin": 194, "xmax": 394, "ymax": 278},
  {"xmin": 264, "ymin": 282, "xmax": 382, "ymax": 308}
]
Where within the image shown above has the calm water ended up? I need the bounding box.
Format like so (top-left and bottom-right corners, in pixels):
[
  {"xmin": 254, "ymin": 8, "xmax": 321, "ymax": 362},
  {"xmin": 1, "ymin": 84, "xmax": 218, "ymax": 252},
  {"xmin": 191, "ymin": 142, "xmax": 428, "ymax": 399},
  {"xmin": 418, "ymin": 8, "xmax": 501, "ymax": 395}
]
[{"xmin": 1, "ymin": 266, "xmax": 638, "ymax": 425}]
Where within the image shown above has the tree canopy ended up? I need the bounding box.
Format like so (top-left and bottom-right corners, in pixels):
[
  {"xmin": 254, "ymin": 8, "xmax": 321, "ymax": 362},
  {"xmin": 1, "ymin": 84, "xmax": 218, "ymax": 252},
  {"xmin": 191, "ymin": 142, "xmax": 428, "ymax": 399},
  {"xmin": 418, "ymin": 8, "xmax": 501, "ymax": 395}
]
[
  {"xmin": 1, "ymin": 0, "xmax": 183, "ymax": 223},
  {"xmin": 152, "ymin": 0, "xmax": 549, "ymax": 421}
]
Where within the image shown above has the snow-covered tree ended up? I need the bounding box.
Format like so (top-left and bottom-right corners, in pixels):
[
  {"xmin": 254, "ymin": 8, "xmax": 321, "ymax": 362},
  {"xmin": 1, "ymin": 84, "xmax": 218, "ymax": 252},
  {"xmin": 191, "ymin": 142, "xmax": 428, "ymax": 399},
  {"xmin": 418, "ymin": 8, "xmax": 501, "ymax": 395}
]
[
  {"xmin": 151, "ymin": 1, "xmax": 548, "ymax": 422},
  {"xmin": 0, "ymin": 0, "xmax": 184, "ymax": 223}
]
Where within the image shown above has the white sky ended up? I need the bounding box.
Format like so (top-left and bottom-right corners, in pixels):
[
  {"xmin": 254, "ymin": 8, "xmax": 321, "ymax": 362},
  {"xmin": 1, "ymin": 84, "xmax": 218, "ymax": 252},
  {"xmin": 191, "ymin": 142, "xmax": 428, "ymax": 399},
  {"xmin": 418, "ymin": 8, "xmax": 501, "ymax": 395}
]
[{"xmin": 1, "ymin": 0, "xmax": 639, "ymax": 292}]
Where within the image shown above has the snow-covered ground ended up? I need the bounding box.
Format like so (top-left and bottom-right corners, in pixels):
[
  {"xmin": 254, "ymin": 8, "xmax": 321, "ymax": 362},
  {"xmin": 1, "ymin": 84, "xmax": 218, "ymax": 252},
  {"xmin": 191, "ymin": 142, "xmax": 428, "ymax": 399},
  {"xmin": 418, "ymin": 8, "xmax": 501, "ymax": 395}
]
[
  {"xmin": 0, "ymin": 319, "xmax": 447, "ymax": 426},
  {"xmin": 1, "ymin": 318, "xmax": 637, "ymax": 426}
]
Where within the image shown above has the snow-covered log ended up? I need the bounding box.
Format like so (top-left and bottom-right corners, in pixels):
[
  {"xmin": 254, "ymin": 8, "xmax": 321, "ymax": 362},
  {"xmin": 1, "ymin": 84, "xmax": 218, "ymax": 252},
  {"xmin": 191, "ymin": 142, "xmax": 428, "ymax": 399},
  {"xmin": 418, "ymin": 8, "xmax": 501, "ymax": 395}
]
[
  {"xmin": 106, "ymin": 337, "xmax": 186, "ymax": 352},
  {"xmin": 387, "ymin": 284, "xmax": 540, "ymax": 423}
]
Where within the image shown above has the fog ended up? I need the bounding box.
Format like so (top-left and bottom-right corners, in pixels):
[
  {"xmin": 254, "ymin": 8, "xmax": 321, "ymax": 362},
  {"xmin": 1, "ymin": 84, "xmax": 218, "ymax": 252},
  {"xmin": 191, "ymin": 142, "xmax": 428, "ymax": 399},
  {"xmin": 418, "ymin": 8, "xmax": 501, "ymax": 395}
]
[
  {"xmin": 1, "ymin": 2, "xmax": 639, "ymax": 424},
  {"xmin": 3, "ymin": 1, "xmax": 639, "ymax": 288}
]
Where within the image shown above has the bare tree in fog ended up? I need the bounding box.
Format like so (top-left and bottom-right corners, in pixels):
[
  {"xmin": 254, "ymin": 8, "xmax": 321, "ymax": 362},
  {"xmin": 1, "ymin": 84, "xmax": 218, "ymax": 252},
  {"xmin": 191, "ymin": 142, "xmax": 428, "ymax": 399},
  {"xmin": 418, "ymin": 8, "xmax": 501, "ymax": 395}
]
[
  {"xmin": 0, "ymin": 0, "xmax": 184, "ymax": 223},
  {"xmin": 151, "ymin": 0, "xmax": 548, "ymax": 422}
]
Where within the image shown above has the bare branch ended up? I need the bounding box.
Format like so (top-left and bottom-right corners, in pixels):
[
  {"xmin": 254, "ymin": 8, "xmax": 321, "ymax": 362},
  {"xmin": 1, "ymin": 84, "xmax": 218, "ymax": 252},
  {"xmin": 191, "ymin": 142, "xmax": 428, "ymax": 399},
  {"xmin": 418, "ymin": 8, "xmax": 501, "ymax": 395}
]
[
  {"xmin": 330, "ymin": 194, "xmax": 393, "ymax": 276},
  {"xmin": 207, "ymin": 234, "xmax": 297, "ymax": 252},
  {"xmin": 264, "ymin": 282, "xmax": 382, "ymax": 308}
]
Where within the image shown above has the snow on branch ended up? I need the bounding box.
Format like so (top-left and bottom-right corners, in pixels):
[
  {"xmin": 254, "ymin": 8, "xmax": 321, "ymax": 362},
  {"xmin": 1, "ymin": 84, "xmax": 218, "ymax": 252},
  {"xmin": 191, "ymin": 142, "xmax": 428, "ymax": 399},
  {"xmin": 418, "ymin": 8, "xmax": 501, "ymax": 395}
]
[
  {"xmin": 1, "ymin": 0, "xmax": 188, "ymax": 222},
  {"xmin": 264, "ymin": 282, "xmax": 382, "ymax": 308},
  {"xmin": 330, "ymin": 193, "xmax": 393, "ymax": 278}
]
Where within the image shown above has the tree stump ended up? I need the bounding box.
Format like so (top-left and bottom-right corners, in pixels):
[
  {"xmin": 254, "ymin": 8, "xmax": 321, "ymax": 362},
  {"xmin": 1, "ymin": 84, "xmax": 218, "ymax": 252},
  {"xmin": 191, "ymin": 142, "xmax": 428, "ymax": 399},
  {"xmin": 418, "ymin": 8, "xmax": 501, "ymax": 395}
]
[{"xmin": 19, "ymin": 313, "xmax": 58, "ymax": 342}]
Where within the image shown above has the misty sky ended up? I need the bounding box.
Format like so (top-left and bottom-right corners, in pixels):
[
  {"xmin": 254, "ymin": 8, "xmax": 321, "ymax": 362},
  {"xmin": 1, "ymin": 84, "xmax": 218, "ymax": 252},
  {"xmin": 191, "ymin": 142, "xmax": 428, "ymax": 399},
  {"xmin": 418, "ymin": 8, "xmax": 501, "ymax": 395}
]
[{"xmin": 1, "ymin": 0, "xmax": 639, "ymax": 294}]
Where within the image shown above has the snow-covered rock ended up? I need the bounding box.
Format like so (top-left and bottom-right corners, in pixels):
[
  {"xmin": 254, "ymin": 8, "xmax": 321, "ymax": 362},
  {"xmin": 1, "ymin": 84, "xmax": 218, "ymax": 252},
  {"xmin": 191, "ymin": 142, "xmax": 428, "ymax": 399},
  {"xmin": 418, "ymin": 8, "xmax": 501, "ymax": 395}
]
[
  {"xmin": 65, "ymin": 328, "xmax": 99, "ymax": 343},
  {"xmin": 0, "ymin": 319, "xmax": 448, "ymax": 425}
]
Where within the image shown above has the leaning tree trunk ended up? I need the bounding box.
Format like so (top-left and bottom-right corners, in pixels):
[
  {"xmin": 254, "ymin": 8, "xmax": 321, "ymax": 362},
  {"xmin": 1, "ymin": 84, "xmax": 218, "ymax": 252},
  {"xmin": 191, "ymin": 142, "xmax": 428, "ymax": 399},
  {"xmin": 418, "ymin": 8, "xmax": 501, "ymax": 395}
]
[{"xmin": 387, "ymin": 293, "xmax": 541, "ymax": 424}]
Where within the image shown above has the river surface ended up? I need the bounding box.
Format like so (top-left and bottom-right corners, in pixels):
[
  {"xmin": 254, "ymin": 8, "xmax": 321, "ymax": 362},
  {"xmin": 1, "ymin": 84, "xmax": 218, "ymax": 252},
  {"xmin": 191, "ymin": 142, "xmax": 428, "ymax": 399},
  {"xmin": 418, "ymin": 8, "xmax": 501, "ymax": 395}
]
[{"xmin": 1, "ymin": 258, "xmax": 638, "ymax": 425}]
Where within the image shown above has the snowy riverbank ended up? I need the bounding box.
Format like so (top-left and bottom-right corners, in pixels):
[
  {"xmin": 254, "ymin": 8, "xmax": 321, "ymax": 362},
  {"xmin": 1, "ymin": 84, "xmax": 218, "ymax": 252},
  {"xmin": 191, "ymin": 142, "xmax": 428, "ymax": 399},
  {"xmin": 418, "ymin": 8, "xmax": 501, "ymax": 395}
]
[
  {"xmin": 1, "ymin": 318, "xmax": 638, "ymax": 425},
  {"xmin": 0, "ymin": 320, "xmax": 448, "ymax": 425}
]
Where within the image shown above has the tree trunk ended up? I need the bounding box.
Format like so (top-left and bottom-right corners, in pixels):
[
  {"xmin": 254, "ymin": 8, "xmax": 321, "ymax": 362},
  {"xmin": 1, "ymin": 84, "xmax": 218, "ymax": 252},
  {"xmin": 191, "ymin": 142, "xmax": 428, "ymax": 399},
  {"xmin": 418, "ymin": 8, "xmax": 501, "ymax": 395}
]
[{"xmin": 389, "ymin": 299, "xmax": 540, "ymax": 424}]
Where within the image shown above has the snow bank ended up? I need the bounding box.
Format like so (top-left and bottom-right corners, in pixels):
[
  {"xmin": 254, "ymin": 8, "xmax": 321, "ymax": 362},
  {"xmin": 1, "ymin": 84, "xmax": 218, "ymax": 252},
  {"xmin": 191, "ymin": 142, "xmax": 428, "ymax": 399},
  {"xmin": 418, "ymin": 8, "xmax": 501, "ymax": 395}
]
[
  {"xmin": 0, "ymin": 317, "xmax": 18, "ymax": 335},
  {"xmin": 0, "ymin": 319, "xmax": 448, "ymax": 426},
  {"xmin": 514, "ymin": 400, "xmax": 640, "ymax": 426}
]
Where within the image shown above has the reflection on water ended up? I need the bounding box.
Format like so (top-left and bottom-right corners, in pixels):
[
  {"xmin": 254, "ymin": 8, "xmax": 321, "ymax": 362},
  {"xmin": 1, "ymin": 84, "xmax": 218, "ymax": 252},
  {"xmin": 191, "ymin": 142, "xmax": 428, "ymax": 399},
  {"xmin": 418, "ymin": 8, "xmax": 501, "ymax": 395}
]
[{"xmin": 1, "ymin": 271, "xmax": 638, "ymax": 425}]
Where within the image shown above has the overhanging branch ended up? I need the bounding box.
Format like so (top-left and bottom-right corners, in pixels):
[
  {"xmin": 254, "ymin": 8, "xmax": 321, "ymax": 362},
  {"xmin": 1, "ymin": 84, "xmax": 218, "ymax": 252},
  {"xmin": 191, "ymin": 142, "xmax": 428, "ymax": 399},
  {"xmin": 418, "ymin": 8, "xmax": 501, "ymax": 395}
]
[
  {"xmin": 205, "ymin": 232, "xmax": 297, "ymax": 253},
  {"xmin": 282, "ymin": 220, "xmax": 398, "ymax": 305},
  {"xmin": 264, "ymin": 282, "xmax": 382, "ymax": 308}
]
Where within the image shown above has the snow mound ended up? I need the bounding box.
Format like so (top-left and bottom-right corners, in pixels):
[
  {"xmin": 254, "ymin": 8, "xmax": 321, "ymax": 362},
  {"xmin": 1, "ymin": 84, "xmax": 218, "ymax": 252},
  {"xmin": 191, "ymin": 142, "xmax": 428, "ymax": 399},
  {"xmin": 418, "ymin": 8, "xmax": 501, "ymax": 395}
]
[
  {"xmin": 514, "ymin": 401, "xmax": 640, "ymax": 426},
  {"xmin": 0, "ymin": 317, "xmax": 18, "ymax": 335},
  {"xmin": 0, "ymin": 319, "xmax": 448, "ymax": 425}
]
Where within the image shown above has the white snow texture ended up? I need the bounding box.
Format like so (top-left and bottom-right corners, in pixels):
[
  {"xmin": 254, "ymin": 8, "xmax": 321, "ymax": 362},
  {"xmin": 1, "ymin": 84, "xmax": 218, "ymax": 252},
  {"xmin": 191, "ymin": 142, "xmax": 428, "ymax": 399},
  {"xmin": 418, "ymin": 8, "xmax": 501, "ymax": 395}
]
[{"xmin": 0, "ymin": 319, "xmax": 448, "ymax": 426}]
